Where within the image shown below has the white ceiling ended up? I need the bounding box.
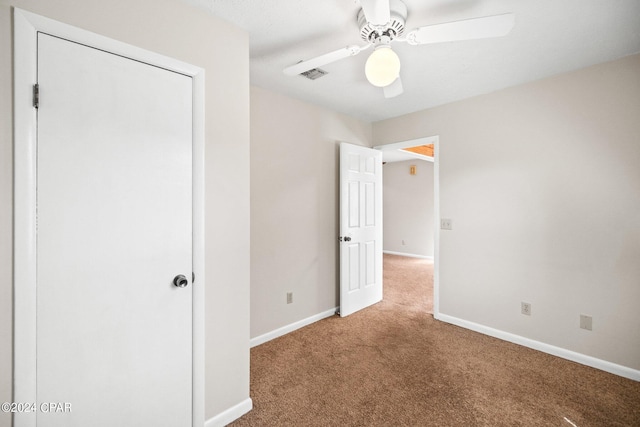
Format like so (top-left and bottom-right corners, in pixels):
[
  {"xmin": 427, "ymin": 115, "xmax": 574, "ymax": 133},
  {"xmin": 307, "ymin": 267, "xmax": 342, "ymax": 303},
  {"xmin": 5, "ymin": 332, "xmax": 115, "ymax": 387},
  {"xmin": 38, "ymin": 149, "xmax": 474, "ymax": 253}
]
[{"xmin": 182, "ymin": 0, "xmax": 640, "ymax": 123}]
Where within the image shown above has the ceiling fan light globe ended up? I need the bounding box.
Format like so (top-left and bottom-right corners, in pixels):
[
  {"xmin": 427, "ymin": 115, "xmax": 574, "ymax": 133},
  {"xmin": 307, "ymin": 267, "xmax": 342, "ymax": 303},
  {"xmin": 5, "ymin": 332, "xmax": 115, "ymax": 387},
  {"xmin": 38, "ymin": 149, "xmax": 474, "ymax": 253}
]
[{"xmin": 365, "ymin": 46, "xmax": 401, "ymax": 87}]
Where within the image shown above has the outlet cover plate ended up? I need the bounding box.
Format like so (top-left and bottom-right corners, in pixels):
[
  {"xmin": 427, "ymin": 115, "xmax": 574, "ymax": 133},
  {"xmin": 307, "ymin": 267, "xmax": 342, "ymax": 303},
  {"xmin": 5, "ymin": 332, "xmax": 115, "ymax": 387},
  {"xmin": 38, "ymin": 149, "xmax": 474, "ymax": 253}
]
[{"xmin": 580, "ymin": 314, "xmax": 592, "ymax": 331}]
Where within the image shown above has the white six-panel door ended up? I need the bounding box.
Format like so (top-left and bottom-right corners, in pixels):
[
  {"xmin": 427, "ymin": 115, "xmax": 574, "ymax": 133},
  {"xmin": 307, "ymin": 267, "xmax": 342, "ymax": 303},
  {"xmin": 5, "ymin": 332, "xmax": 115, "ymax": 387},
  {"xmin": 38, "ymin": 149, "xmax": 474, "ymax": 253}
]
[{"xmin": 339, "ymin": 142, "xmax": 383, "ymax": 317}]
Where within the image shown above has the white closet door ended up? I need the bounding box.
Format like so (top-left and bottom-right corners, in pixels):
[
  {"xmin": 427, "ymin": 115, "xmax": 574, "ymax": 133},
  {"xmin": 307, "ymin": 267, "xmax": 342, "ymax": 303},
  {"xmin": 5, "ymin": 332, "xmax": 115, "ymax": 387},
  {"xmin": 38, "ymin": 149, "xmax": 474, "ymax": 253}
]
[{"xmin": 36, "ymin": 33, "xmax": 193, "ymax": 426}]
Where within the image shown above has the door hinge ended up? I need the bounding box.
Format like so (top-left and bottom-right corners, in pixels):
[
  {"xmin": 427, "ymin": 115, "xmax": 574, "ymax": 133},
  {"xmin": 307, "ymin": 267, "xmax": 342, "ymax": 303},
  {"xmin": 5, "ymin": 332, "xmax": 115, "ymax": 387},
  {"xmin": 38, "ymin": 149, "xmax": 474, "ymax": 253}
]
[
  {"xmin": 192, "ymin": 272, "xmax": 195, "ymax": 284},
  {"xmin": 33, "ymin": 84, "xmax": 39, "ymax": 109}
]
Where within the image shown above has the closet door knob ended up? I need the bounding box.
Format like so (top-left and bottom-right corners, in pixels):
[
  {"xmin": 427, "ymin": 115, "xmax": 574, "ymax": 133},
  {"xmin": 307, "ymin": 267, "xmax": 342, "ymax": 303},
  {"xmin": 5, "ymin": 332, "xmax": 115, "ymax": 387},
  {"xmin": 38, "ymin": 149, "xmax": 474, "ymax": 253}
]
[{"xmin": 173, "ymin": 274, "xmax": 189, "ymax": 288}]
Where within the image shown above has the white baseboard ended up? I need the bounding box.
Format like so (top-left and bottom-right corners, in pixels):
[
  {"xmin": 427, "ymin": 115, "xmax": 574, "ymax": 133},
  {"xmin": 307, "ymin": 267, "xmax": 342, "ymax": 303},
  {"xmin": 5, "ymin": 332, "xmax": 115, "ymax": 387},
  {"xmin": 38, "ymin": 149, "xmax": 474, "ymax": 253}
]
[
  {"xmin": 204, "ymin": 398, "xmax": 253, "ymax": 427},
  {"xmin": 435, "ymin": 313, "xmax": 640, "ymax": 382},
  {"xmin": 250, "ymin": 307, "xmax": 338, "ymax": 348},
  {"xmin": 383, "ymin": 250, "xmax": 433, "ymax": 259}
]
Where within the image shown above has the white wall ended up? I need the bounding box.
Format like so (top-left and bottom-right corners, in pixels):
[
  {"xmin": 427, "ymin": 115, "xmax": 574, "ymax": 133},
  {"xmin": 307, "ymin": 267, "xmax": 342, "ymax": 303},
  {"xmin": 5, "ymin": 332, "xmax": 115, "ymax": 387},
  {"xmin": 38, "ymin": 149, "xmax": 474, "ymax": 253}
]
[
  {"xmin": 373, "ymin": 54, "xmax": 640, "ymax": 371},
  {"xmin": 383, "ymin": 160, "xmax": 434, "ymax": 257},
  {"xmin": 250, "ymin": 86, "xmax": 372, "ymax": 339},
  {"xmin": 0, "ymin": 0, "xmax": 251, "ymax": 424}
]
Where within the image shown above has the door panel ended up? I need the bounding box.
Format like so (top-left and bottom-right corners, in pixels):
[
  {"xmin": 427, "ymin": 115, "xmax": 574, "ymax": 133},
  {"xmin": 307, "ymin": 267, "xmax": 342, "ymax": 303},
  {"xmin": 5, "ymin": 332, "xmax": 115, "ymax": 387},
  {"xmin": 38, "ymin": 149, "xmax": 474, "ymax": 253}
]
[
  {"xmin": 36, "ymin": 33, "xmax": 192, "ymax": 426},
  {"xmin": 339, "ymin": 142, "xmax": 383, "ymax": 317}
]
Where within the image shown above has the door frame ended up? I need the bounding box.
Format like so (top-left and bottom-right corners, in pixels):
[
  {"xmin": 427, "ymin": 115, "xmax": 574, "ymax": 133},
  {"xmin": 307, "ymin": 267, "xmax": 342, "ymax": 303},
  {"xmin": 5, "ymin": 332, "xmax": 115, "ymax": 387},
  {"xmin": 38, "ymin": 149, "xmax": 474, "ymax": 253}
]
[
  {"xmin": 373, "ymin": 136, "xmax": 440, "ymax": 317},
  {"xmin": 13, "ymin": 8, "xmax": 205, "ymax": 426}
]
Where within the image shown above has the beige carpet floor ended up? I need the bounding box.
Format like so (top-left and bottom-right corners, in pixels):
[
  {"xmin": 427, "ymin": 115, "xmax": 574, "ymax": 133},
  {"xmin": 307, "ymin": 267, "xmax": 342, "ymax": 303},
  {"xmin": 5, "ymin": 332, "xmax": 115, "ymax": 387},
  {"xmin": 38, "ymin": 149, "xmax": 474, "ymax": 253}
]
[{"xmin": 230, "ymin": 254, "xmax": 640, "ymax": 426}]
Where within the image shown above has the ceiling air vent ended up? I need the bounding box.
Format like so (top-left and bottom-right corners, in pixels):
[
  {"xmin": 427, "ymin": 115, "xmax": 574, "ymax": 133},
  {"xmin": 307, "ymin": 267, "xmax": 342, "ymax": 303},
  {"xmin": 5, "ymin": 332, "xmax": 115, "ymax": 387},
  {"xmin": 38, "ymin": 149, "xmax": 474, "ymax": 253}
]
[{"xmin": 300, "ymin": 68, "xmax": 328, "ymax": 80}]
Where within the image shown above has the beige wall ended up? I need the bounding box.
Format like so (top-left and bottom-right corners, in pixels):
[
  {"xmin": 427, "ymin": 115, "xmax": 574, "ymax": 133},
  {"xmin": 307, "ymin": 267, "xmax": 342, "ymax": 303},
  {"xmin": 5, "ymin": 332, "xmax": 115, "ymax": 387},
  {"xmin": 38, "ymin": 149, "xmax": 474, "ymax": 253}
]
[
  {"xmin": 374, "ymin": 54, "xmax": 640, "ymax": 370},
  {"xmin": 383, "ymin": 160, "xmax": 434, "ymax": 257},
  {"xmin": 250, "ymin": 86, "xmax": 372, "ymax": 339},
  {"xmin": 0, "ymin": 0, "xmax": 251, "ymax": 424}
]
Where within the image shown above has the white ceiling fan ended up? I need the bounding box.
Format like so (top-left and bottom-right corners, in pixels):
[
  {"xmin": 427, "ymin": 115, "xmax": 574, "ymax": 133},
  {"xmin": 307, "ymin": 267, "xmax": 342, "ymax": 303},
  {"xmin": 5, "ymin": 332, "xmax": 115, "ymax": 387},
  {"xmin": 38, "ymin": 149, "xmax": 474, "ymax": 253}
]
[{"xmin": 283, "ymin": 0, "xmax": 515, "ymax": 98}]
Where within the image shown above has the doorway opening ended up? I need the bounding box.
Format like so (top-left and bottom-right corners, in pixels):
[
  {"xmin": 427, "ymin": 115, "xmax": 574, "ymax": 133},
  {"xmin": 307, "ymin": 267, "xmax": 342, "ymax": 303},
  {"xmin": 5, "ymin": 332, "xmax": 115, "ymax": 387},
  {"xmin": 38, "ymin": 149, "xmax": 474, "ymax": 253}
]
[{"xmin": 374, "ymin": 136, "xmax": 440, "ymax": 317}]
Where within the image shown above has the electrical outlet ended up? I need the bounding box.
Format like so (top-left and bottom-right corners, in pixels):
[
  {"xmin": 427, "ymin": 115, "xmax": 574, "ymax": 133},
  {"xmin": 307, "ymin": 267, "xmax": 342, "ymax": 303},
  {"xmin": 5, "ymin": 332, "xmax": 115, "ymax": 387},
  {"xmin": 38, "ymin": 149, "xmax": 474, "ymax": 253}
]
[
  {"xmin": 580, "ymin": 314, "xmax": 592, "ymax": 331},
  {"xmin": 286, "ymin": 292, "xmax": 293, "ymax": 304},
  {"xmin": 441, "ymin": 218, "xmax": 452, "ymax": 230},
  {"xmin": 521, "ymin": 302, "xmax": 531, "ymax": 316},
  {"xmin": 402, "ymin": 239, "xmax": 406, "ymax": 245}
]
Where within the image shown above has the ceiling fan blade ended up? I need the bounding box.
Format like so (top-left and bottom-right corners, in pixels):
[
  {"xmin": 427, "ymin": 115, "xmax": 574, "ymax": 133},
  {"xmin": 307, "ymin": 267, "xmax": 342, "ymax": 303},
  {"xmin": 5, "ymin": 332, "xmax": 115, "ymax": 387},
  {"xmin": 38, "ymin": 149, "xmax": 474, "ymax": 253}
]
[
  {"xmin": 383, "ymin": 76, "xmax": 403, "ymax": 98},
  {"xmin": 406, "ymin": 13, "xmax": 515, "ymax": 46},
  {"xmin": 360, "ymin": 0, "xmax": 391, "ymax": 26},
  {"xmin": 283, "ymin": 44, "xmax": 370, "ymax": 76}
]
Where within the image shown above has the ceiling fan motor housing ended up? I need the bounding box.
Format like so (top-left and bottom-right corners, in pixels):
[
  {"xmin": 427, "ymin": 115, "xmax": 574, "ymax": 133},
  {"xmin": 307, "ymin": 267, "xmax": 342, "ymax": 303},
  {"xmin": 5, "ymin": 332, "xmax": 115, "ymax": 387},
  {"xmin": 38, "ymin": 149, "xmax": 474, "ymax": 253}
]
[{"xmin": 358, "ymin": 0, "xmax": 408, "ymax": 42}]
